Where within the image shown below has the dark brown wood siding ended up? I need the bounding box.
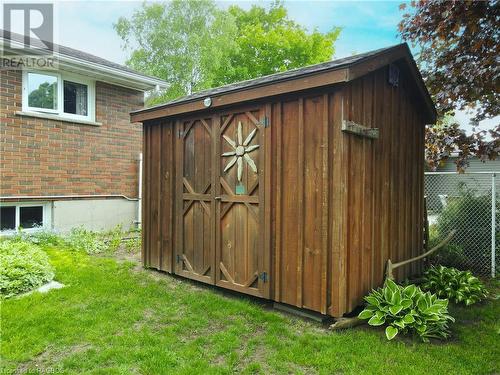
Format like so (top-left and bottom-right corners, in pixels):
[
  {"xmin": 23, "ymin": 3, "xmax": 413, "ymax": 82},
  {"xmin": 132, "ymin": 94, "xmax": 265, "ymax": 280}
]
[
  {"xmin": 329, "ymin": 65, "xmax": 425, "ymax": 315},
  {"xmin": 271, "ymin": 64, "xmax": 425, "ymax": 316},
  {"xmin": 142, "ymin": 62, "xmax": 426, "ymax": 317},
  {"xmin": 142, "ymin": 120, "xmax": 175, "ymax": 272}
]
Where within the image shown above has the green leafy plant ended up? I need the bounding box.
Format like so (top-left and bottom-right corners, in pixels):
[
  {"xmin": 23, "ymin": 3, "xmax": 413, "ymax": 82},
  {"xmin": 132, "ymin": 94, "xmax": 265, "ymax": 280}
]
[
  {"xmin": 422, "ymin": 265, "xmax": 488, "ymax": 306},
  {"xmin": 12, "ymin": 229, "xmax": 63, "ymax": 247},
  {"xmin": 0, "ymin": 240, "xmax": 55, "ymax": 298},
  {"xmin": 64, "ymin": 225, "xmax": 132, "ymax": 254},
  {"xmin": 358, "ymin": 279, "xmax": 455, "ymax": 342},
  {"xmin": 103, "ymin": 225, "xmax": 124, "ymax": 253},
  {"xmin": 124, "ymin": 236, "xmax": 141, "ymax": 254},
  {"xmin": 433, "ymin": 185, "xmax": 499, "ymax": 273},
  {"xmin": 65, "ymin": 227, "xmax": 108, "ymax": 254}
]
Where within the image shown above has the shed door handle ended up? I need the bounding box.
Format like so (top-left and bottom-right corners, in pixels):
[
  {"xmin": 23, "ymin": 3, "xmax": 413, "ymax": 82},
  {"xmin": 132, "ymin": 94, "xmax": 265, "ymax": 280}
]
[{"xmin": 215, "ymin": 196, "xmax": 221, "ymax": 200}]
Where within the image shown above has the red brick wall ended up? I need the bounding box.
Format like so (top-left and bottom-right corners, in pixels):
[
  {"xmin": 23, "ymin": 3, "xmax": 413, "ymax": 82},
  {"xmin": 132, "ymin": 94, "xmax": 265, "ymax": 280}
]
[{"xmin": 0, "ymin": 69, "xmax": 143, "ymax": 197}]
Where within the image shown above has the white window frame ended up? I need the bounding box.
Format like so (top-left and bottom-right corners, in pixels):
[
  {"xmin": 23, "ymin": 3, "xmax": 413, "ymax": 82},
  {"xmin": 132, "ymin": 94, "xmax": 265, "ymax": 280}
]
[
  {"xmin": 0, "ymin": 202, "xmax": 52, "ymax": 234},
  {"xmin": 23, "ymin": 70, "xmax": 60, "ymax": 114},
  {"xmin": 22, "ymin": 70, "xmax": 96, "ymax": 122}
]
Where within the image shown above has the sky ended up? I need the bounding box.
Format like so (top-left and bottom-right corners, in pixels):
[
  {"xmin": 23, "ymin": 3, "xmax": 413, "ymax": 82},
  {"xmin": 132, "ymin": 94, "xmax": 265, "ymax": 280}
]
[
  {"xmin": 8, "ymin": 0, "xmax": 495, "ymax": 132},
  {"xmin": 52, "ymin": 0, "xmax": 406, "ymax": 65}
]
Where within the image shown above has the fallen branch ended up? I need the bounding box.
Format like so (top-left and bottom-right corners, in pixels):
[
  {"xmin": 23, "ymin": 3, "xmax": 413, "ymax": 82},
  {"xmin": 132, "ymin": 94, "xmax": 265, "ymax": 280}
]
[
  {"xmin": 330, "ymin": 317, "xmax": 365, "ymax": 330},
  {"xmin": 385, "ymin": 230, "xmax": 456, "ymax": 281},
  {"xmin": 330, "ymin": 230, "xmax": 456, "ymax": 332}
]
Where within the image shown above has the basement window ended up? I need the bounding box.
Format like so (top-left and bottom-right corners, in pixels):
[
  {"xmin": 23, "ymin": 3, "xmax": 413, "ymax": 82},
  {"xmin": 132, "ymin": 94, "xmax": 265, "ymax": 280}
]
[
  {"xmin": 22, "ymin": 70, "xmax": 95, "ymax": 122},
  {"xmin": 0, "ymin": 203, "xmax": 50, "ymax": 233},
  {"xmin": 0, "ymin": 206, "xmax": 16, "ymax": 231}
]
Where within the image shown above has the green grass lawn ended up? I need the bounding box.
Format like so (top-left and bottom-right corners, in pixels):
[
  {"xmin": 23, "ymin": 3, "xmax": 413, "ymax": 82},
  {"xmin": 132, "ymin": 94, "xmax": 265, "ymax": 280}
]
[{"xmin": 1, "ymin": 247, "xmax": 499, "ymax": 374}]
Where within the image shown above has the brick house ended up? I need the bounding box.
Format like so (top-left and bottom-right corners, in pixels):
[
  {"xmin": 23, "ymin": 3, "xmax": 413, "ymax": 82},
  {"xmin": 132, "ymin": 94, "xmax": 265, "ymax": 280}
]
[{"xmin": 0, "ymin": 31, "xmax": 167, "ymax": 233}]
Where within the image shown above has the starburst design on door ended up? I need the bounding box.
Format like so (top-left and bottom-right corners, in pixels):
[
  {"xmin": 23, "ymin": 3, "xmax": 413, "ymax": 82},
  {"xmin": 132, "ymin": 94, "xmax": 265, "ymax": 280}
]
[{"xmin": 222, "ymin": 121, "xmax": 259, "ymax": 182}]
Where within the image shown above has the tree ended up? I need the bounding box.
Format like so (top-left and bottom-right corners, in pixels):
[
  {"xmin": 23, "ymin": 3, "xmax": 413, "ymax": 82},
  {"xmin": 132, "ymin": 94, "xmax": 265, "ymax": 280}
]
[
  {"xmin": 213, "ymin": 1, "xmax": 341, "ymax": 85},
  {"xmin": 399, "ymin": 0, "xmax": 499, "ymax": 121},
  {"xmin": 115, "ymin": 1, "xmax": 340, "ymax": 103},
  {"xmin": 425, "ymin": 117, "xmax": 499, "ymax": 172},
  {"xmin": 114, "ymin": 0, "xmax": 238, "ymax": 102},
  {"xmin": 28, "ymin": 82, "xmax": 56, "ymax": 109},
  {"xmin": 399, "ymin": 1, "xmax": 499, "ymax": 170}
]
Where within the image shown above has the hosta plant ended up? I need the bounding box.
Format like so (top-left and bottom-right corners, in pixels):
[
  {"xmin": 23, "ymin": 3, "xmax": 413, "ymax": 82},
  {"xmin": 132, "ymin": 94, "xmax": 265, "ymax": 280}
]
[
  {"xmin": 422, "ymin": 265, "xmax": 488, "ymax": 306},
  {"xmin": 358, "ymin": 279, "xmax": 455, "ymax": 342}
]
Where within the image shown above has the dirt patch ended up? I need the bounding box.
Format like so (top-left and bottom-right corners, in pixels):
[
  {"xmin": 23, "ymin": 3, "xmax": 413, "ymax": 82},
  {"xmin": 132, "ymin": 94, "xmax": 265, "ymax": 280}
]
[{"xmin": 15, "ymin": 344, "xmax": 92, "ymax": 374}]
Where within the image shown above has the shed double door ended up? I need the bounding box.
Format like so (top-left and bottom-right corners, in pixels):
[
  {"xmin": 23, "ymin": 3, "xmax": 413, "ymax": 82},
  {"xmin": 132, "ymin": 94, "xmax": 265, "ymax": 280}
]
[{"xmin": 175, "ymin": 105, "xmax": 270, "ymax": 298}]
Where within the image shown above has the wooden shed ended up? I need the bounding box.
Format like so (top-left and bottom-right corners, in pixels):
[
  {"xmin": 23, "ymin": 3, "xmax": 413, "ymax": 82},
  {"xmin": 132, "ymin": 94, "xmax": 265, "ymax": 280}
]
[{"xmin": 131, "ymin": 43, "xmax": 436, "ymax": 317}]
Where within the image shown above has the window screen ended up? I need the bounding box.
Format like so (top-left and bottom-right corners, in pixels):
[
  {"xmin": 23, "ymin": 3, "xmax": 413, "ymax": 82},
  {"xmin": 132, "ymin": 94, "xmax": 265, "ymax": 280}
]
[
  {"xmin": 64, "ymin": 80, "xmax": 88, "ymax": 116},
  {"xmin": 0, "ymin": 206, "xmax": 16, "ymax": 230},
  {"xmin": 19, "ymin": 206, "xmax": 43, "ymax": 229}
]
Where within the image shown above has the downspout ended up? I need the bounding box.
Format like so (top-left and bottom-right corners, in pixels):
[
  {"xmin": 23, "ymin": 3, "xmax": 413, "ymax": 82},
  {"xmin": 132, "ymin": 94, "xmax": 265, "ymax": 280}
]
[{"xmin": 137, "ymin": 152, "xmax": 143, "ymax": 229}]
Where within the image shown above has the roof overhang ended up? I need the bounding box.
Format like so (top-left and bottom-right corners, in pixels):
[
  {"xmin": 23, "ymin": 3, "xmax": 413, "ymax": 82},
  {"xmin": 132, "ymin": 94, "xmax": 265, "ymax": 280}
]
[
  {"xmin": 0, "ymin": 37, "xmax": 167, "ymax": 92},
  {"xmin": 131, "ymin": 44, "xmax": 436, "ymax": 124}
]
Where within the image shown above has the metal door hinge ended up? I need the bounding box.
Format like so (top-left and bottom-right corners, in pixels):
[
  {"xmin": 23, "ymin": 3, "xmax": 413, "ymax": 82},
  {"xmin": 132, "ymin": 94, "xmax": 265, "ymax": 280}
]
[
  {"xmin": 259, "ymin": 271, "xmax": 268, "ymax": 283},
  {"xmin": 260, "ymin": 116, "xmax": 270, "ymax": 128},
  {"xmin": 176, "ymin": 254, "xmax": 182, "ymax": 263},
  {"xmin": 177, "ymin": 129, "xmax": 184, "ymax": 138}
]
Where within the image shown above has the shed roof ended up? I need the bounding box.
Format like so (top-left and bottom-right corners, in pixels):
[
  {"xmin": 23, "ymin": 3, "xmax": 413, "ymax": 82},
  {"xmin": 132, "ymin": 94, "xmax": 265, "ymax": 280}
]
[
  {"xmin": 131, "ymin": 43, "xmax": 436, "ymax": 123},
  {"xmin": 0, "ymin": 30, "xmax": 167, "ymax": 91}
]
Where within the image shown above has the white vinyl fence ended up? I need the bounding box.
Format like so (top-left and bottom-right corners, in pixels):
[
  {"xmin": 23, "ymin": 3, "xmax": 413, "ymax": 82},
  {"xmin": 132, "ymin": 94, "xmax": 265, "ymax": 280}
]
[{"xmin": 425, "ymin": 172, "xmax": 499, "ymax": 277}]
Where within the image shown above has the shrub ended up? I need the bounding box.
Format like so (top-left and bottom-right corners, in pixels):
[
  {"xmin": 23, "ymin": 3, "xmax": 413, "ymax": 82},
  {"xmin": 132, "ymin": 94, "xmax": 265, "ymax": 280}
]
[
  {"xmin": 124, "ymin": 236, "xmax": 141, "ymax": 254},
  {"xmin": 102, "ymin": 225, "xmax": 123, "ymax": 253},
  {"xmin": 434, "ymin": 185, "xmax": 499, "ymax": 272},
  {"xmin": 358, "ymin": 279, "xmax": 455, "ymax": 342},
  {"xmin": 0, "ymin": 240, "xmax": 55, "ymax": 298},
  {"xmin": 64, "ymin": 225, "xmax": 129, "ymax": 254},
  {"xmin": 422, "ymin": 265, "xmax": 488, "ymax": 306},
  {"xmin": 65, "ymin": 227, "xmax": 108, "ymax": 254},
  {"xmin": 427, "ymin": 225, "xmax": 470, "ymax": 270},
  {"xmin": 12, "ymin": 229, "xmax": 63, "ymax": 247}
]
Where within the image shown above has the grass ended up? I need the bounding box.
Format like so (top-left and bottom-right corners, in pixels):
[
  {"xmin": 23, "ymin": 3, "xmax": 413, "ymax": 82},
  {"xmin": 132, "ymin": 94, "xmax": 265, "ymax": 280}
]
[{"xmin": 1, "ymin": 247, "xmax": 499, "ymax": 374}]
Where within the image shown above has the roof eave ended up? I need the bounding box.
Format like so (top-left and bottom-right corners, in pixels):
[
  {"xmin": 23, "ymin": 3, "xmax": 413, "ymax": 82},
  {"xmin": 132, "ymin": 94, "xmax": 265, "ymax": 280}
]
[
  {"xmin": 0, "ymin": 37, "xmax": 167, "ymax": 91},
  {"xmin": 131, "ymin": 43, "xmax": 436, "ymax": 123},
  {"xmin": 131, "ymin": 67, "xmax": 350, "ymax": 122},
  {"xmin": 55, "ymin": 55, "xmax": 167, "ymax": 91}
]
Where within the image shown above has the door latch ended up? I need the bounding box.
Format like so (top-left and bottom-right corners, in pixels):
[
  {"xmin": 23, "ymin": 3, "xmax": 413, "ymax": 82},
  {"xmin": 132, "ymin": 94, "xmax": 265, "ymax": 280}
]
[{"xmin": 259, "ymin": 271, "xmax": 268, "ymax": 283}]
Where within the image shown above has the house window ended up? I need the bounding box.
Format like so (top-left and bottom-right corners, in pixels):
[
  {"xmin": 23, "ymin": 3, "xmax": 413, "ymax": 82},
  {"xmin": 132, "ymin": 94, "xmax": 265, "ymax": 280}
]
[
  {"xmin": 0, "ymin": 206, "xmax": 16, "ymax": 231},
  {"xmin": 23, "ymin": 70, "xmax": 95, "ymax": 122},
  {"xmin": 64, "ymin": 80, "xmax": 88, "ymax": 116},
  {"xmin": 20, "ymin": 206, "xmax": 44, "ymax": 229},
  {"xmin": 0, "ymin": 203, "xmax": 50, "ymax": 233},
  {"xmin": 27, "ymin": 72, "xmax": 58, "ymax": 112}
]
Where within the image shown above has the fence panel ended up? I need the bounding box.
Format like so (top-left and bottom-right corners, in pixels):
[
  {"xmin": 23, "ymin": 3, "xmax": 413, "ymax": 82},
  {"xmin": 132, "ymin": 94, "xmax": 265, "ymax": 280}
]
[{"xmin": 424, "ymin": 172, "xmax": 499, "ymax": 277}]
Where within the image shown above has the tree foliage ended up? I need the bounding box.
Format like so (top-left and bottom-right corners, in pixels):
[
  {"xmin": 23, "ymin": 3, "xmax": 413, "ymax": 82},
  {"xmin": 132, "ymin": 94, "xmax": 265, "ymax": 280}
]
[
  {"xmin": 115, "ymin": 1, "xmax": 340, "ymax": 103},
  {"xmin": 114, "ymin": 0, "xmax": 237, "ymax": 101},
  {"xmin": 28, "ymin": 82, "xmax": 56, "ymax": 109},
  {"xmin": 213, "ymin": 2, "xmax": 340, "ymax": 86},
  {"xmin": 425, "ymin": 117, "xmax": 499, "ymax": 172},
  {"xmin": 399, "ymin": 1, "xmax": 499, "ymax": 170},
  {"xmin": 399, "ymin": 0, "xmax": 499, "ymax": 121}
]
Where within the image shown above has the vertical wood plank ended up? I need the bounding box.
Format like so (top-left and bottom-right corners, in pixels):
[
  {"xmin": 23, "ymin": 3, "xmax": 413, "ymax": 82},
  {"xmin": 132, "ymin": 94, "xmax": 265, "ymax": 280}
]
[
  {"xmin": 212, "ymin": 114, "xmax": 218, "ymax": 286},
  {"xmin": 362, "ymin": 75, "xmax": 374, "ymax": 292},
  {"xmin": 263, "ymin": 103, "xmax": 272, "ymax": 298},
  {"xmin": 175, "ymin": 120, "xmax": 183, "ymax": 274},
  {"xmin": 142, "ymin": 124, "xmax": 149, "ymax": 267},
  {"xmin": 274, "ymin": 102, "xmax": 282, "ymax": 301},
  {"xmin": 281, "ymin": 100, "xmax": 299, "ymax": 306},
  {"xmin": 320, "ymin": 93, "xmax": 329, "ymax": 314},
  {"xmin": 302, "ymin": 95, "xmax": 324, "ymax": 312},
  {"xmin": 160, "ymin": 122, "xmax": 174, "ymax": 272},
  {"xmin": 297, "ymin": 97, "xmax": 304, "ymax": 307},
  {"xmin": 330, "ymin": 89, "xmax": 348, "ymax": 317}
]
